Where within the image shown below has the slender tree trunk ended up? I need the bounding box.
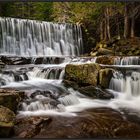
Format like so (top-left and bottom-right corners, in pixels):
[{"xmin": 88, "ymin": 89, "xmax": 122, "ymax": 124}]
[
  {"xmin": 100, "ymin": 20, "xmax": 104, "ymax": 40},
  {"xmin": 130, "ymin": 3, "xmax": 135, "ymax": 38},
  {"xmin": 130, "ymin": 16, "xmax": 135, "ymax": 38},
  {"xmin": 116, "ymin": 13, "xmax": 120, "ymax": 39},
  {"xmin": 124, "ymin": 3, "xmax": 129, "ymax": 39},
  {"xmin": 104, "ymin": 18, "xmax": 107, "ymax": 41},
  {"xmin": 106, "ymin": 7, "xmax": 111, "ymax": 40}
]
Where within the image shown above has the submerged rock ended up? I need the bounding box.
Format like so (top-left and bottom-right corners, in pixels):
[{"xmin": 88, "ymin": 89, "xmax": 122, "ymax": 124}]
[
  {"xmin": 0, "ymin": 105, "xmax": 15, "ymax": 137},
  {"xmin": 65, "ymin": 63, "xmax": 101, "ymax": 86},
  {"xmin": 0, "ymin": 89, "xmax": 24, "ymax": 112}
]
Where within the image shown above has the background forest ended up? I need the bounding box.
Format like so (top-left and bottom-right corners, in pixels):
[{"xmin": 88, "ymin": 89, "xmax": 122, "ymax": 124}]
[{"xmin": 0, "ymin": 2, "xmax": 140, "ymax": 53}]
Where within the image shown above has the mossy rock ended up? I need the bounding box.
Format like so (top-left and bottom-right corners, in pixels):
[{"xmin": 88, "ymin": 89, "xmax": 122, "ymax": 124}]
[
  {"xmin": 0, "ymin": 89, "xmax": 24, "ymax": 112},
  {"xmin": 0, "ymin": 105, "xmax": 15, "ymax": 137},
  {"xmin": 65, "ymin": 63, "xmax": 101, "ymax": 86}
]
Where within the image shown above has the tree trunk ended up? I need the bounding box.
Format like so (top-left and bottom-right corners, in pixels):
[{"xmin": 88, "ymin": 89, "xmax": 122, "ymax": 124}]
[
  {"xmin": 116, "ymin": 13, "xmax": 120, "ymax": 39},
  {"xmin": 106, "ymin": 7, "xmax": 111, "ymax": 40},
  {"xmin": 100, "ymin": 20, "xmax": 104, "ymax": 40},
  {"xmin": 130, "ymin": 3, "xmax": 135, "ymax": 38},
  {"xmin": 104, "ymin": 18, "xmax": 107, "ymax": 41},
  {"xmin": 124, "ymin": 3, "xmax": 129, "ymax": 39}
]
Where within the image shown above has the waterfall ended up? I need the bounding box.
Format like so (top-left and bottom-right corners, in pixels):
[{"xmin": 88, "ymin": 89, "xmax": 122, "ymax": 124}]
[
  {"xmin": 109, "ymin": 71, "xmax": 140, "ymax": 96},
  {"xmin": 114, "ymin": 56, "xmax": 140, "ymax": 65},
  {"xmin": 0, "ymin": 17, "xmax": 83, "ymax": 56}
]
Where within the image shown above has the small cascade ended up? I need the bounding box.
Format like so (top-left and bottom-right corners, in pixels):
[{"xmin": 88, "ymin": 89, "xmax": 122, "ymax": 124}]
[
  {"xmin": 28, "ymin": 67, "xmax": 65, "ymax": 79},
  {"xmin": 20, "ymin": 88, "xmax": 80, "ymax": 113},
  {"xmin": 0, "ymin": 17, "xmax": 83, "ymax": 56},
  {"xmin": 0, "ymin": 71, "xmax": 28, "ymax": 85},
  {"xmin": 114, "ymin": 56, "xmax": 140, "ymax": 65},
  {"xmin": 109, "ymin": 70, "xmax": 140, "ymax": 96},
  {"xmin": 58, "ymin": 94, "xmax": 80, "ymax": 106}
]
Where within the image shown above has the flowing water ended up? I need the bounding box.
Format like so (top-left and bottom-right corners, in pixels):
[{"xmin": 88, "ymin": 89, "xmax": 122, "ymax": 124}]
[{"xmin": 0, "ymin": 17, "xmax": 140, "ymax": 118}]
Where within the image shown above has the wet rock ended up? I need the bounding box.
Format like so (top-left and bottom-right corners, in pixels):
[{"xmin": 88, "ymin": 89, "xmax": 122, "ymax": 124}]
[
  {"xmin": 14, "ymin": 108, "xmax": 140, "ymax": 138},
  {"xmin": 0, "ymin": 105, "xmax": 15, "ymax": 137},
  {"xmin": 63, "ymin": 80, "xmax": 79, "ymax": 90},
  {"xmin": 65, "ymin": 63, "xmax": 101, "ymax": 86},
  {"xmin": 0, "ymin": 89, "xmax": 24, "ymax": 112},
  {"xmin": 99, "ymin": 68, "xmax": 114, "ymax": 88},
  {"xmin": 78, "ymin": 86, "xmax": 114, "ymax": 99},
  {"xmin": 14, "ymin": 116, "xmax": 52, "ymax": 138},
  {"xmin": 0, "ymin": 56, "xmax": 31, "ymax": 65}
]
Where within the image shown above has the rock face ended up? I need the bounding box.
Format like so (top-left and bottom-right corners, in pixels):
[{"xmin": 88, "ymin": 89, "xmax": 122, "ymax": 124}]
[
  {"xmin": 99, "ymin": 68, "xmax": 114, "ymax": 88},
  {"xmin": 13, "ymin": 108, "xmax": 140, "ymax": 138},
  {"xmin": 0, "ymin": 89, "xmax": 24, "ymax": 112},
  {"xmin": 0, "ymin": 105, "xmax": 15, "ymax": 137},
  {"xmin": 65, "ymin": 63, "xmax": 101, "ymax": 86}
]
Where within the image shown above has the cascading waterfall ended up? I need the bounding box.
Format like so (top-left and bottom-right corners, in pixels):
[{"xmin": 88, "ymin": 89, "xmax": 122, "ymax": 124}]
[
  {"xmin": 109, "ymin": 70, "xmax": 140, "ymax": 96},
  {"xmin": 114, "ymin": 56, "xmax": 140, "ymax": 65},
  {"xmin": 0, "ymin": 17, "xmax": 83, "ymax": 56}
]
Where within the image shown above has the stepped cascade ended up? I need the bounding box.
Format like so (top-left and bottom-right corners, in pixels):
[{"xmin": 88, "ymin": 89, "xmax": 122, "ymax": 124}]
[
  {"xmin": 0, "ymin": 17, "xmax": 140, "ymax": 117},
  {"xmin": 0, "ymin": 17, "xmax": 83, "ymax": 56}
]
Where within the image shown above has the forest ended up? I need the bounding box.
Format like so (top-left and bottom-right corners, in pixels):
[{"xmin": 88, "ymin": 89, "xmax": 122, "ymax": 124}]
[{"xmin": 0, "ymin": 2, "xmax": 140, "ymax": 53}]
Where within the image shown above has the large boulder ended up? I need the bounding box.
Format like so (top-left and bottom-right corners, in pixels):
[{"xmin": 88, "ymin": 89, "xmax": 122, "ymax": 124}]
[
  {"xmin": 99, "ymin": 68, "xmax": 114, "ymax": 88},
  {"xmin": 0, "ymin": 105, "xmax": 15, "ymax": 137},
  {"xmin": 0, "ymin": 89, "xmax": 24, "ymax": 112},
  {"xmin": 65, "ymin": 63, "xmax": 101, "ymax": 86}
]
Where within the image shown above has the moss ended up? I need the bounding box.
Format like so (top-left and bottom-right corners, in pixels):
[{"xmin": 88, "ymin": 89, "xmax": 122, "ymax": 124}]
[{"xmin": 65, "ymin": 63, "xmax": 101, "ymax": 86}]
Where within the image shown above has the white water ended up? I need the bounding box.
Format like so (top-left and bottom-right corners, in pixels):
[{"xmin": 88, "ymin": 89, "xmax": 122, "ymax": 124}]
[
  {"xmin": 114, "ymin": 56, "xmax": 140, "ymax": 65},
  {"xmin": 0, "ymin": 17, "xmax": 83, "ymax": 56}
]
